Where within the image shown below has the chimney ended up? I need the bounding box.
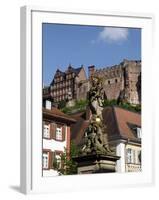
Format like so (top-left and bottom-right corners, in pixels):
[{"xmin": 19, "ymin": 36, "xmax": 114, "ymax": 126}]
[{"xmin": 88, "ymin": 65, "xmax": 95, "ymax": 77}]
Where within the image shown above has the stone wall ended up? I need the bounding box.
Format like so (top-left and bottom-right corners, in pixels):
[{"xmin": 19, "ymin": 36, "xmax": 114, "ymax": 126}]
[{"xmin": 76, "ymin": 60, "xmax": 141, "ymax": 105}]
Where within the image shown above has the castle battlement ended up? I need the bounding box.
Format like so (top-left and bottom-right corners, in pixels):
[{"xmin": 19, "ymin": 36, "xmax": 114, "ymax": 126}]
[
  {"xmin": 93, "ymin": 60, "xmax": 141, "ymax": 79},
  {"xmin": 82, "ymin": 59, "xmax": 141, "ymax": 104}
]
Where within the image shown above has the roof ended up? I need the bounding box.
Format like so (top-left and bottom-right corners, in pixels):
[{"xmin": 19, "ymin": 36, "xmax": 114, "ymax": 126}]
[
  {"xmin": 103, "ymin": 106, "xmax": 141, "ymax": 141},
  {"xmin": 69, "ymin": 111, "xmax": 86, "ymax": 121},
  {"xmin": 65, "ymin": 65, "xmax": 83, "ymax": 75},
  {"xmin": 50, "ymin": 65, "xmax": 83, "ymax": 85},
  {"xmin": 43, "ymin": 107, "xmax": 77, "ymax": 124},
  {"xmin": 71, "ymin": 119, "xmax": 89, "ymax": 146},
  {"xmin": 71, "ymin": 106, "xmax": 141, "ymax": 146}
]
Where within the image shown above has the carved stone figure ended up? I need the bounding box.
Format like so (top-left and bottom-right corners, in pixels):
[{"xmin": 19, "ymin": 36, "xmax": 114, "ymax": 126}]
[{"xmin": 81, "ymin": 76, "xmax": 112, "ymax": 155}]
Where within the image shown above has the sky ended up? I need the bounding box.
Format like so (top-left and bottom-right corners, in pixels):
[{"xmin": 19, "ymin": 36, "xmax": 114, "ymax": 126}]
[{"xmin": 42, "ymin": 23, "xmax": 141, "ymax": 86}]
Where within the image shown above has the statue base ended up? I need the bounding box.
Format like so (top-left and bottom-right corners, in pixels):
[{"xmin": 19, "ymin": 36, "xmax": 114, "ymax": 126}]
[{"xmin": 73, "ymin": 153, "xmax": 120, "ymax": 174}]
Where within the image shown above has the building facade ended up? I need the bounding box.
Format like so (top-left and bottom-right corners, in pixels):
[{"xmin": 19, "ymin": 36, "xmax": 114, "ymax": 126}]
[
  {"xmin": 43, "ymin": 65, "xmax": 87, "ymax": 104},
  {"xmin": 42, "ymin": 100, "xmax": 76, "ymax": 176}
]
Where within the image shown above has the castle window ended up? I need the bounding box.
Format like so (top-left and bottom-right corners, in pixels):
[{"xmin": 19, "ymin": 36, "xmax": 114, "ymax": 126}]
[
  {"xmin": 108, "ymin": 80, "xmax": 110, "ymax": 84},
  {"xmin": 115, "ymin": 79, "xmax": 118, "ymax": 83}
]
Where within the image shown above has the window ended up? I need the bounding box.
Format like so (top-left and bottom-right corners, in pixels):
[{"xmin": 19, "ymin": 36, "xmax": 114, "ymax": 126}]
[
  {"xmin": 115, "ymin": 79, "xmax": 118, "ymax": 83},
  {"xmin": 43, "ymin": 124, "xmax": 50, "ymax": 138},
  {"xmin": 128, "ymin": 123, "xmax": 141, "ymax": 139},
  {"xmin": 45, "ymin": 100, "xmax": 51, "ymax": 110},
  {"xmin": 56, "ymin": 127, "xmax": 62, "ymax": 140},
  {"xmin": 43, "ymin": 152, "xmax": 49, "ymax": 169},
  {"xmin": 137, "ymin": 127, "xmax": 142, "ymax": 138},
  {"xmin": 126, "ymin": 148, "xmax": 135, "ymax": 163},
  {"xmin": 108, "ymin": 80, "xmax": 110, "ymax": 84},
  {"xmin": 55, "ymin": 154, "xmax": 61, "ymax": 169}
]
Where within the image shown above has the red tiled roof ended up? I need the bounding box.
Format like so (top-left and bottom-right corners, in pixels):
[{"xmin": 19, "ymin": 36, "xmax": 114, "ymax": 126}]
[
  {"xmin": 69, "ymin": 111, "xmax": 86, "ymax": 121},
  {"xmin": 43, "ymin": 107, "xmax": 76, "ymax": 124},
  {"xmin": 103, "ymin": 106, "xmax": 141, "ymax": 141},
  {"xmin": 71, "ymin": 119, "xmax": 89, "ymax": 145},
  {"xmin": 113, "ymin": 106, "xmax": 141, "ymax": 140},
  {"xmin": 71, "ymin": 106, "xmax": 141, "ymax": 146}
]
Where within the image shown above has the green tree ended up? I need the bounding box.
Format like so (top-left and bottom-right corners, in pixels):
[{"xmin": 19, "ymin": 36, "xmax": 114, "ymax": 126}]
[
  {"xmin": 57, "ymin": 141, "xmax": 80, "ymax": 175},
  {"xmin": 58, "ymin": 100, "xmax": 67, "ymax": 109}
]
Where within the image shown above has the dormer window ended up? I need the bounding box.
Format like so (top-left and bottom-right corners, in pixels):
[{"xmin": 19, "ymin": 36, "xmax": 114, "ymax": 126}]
[
  {"xmin": 132, "ymin": 126, "xmax": 141, "ymax": 139},
  {"xmin": 136, "ymin": 127, "xmax": 141, "ymax": 138},
  {"xmin": 127, "ymin": 123, "xmax": 141, "ymax": 139},
  {"xmin": 45, "ymin": 100, "xmax": 52, "ymax": 110}
]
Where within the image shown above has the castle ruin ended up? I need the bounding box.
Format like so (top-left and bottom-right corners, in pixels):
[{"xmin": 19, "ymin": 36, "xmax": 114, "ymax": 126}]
[
  {"xmin": 43, "ymin": 59, "xmax": 141, "ymax": 106},
  {"xmin": 77, "ymin": 59, "xmax": 141, "ymax": 105}
]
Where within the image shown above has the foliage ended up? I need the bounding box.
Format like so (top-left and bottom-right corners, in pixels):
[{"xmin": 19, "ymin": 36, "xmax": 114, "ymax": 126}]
[
  {"xmin": 57, "ymin": 141, "xmax": 80, "ymax": 175},
  {"xmin": 75, "ymin": 99, "xmax": 88, "ymax": 107},
  {"xmin": 119, "ymin": 102, "xmax": 141, "ymax": 113},
  {"xmin": 103, "ymin": 99, "xmax": 141, "ymax": 113},
  {"xmin": 61, "ymin": 98, "xmax": 141, "ymax": 114},
  {"xmin": 103, "ymin": 99, "xmax": 118, "ymax": 107},
  {"xmin": 61, "ymin": 99, "xmax": 88, "ymax": 114},
  {"xmin": 58, "ymin": 100, "xmax": 67, "ymax": 109}
]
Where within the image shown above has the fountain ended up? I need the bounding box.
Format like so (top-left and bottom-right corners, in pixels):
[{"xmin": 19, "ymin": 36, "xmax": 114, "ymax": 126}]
[{"xmin": 73, "ymin": 76, "xmax": 120, "ymax": 174}]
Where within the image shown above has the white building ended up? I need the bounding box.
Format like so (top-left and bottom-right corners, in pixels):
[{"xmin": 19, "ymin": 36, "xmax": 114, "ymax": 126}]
[
  {"xmin": 103, "ymin": 106, "xmax": 141, "ymax": 173},
  {"xmin": 42, "ymin": 100, "xmax": 76, "ymax": 176}
]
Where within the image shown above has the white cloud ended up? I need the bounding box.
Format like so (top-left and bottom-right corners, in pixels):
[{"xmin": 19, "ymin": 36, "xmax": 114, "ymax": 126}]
[{"xmin": 98, "ymin": 27, "xmax": 129, "ymax": 43}]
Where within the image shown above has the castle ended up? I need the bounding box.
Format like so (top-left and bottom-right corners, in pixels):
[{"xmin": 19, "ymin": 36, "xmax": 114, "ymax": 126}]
[{"xmin": 43, "ymin": 59, "xmax": 141, "ymax": 106}]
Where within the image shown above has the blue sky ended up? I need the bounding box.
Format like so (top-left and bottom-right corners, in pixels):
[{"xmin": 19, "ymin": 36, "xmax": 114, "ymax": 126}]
[{"xmin": 42, "ymin": 23, "xmax": 141, "ymax": 86}]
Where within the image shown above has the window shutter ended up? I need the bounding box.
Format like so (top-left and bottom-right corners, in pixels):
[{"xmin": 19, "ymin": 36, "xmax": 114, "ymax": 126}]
[
  {"xmin": 133, "ymin": 150, "xmax": 136, "ymax": 164},
  {"xmin": 51, "ymin": 151, "xmax": 55, "ymax": 169},
  {"xmin": 61, "ymin": 152, "xmax": 65, "ymax": 169},
  {"xmin": 42, "ymin": 121, "xmax": 45, "ymax": 138},
  {"xmin": 62, "ymin": 126, "xmax": 66, "ymax": 141},
  {"xmin": 138, "ymin": 150, "xmax": 141, "ymax": 164},
  {"xmin": 126, "ymin": 148, "xmax": 129, "ymax": 163},
  {"xmin": 49, "ymin": 151, "xmax": 52, "ymax": 169},
  {"xmin": 50, "ymin": 123, "xmax": 56, "ymax": 139}
]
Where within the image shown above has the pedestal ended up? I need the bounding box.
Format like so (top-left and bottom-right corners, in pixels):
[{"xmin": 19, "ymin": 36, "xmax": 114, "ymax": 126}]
[{"xmin": 73, "ymin": 153, "xmax": 120, "ymax": 174}]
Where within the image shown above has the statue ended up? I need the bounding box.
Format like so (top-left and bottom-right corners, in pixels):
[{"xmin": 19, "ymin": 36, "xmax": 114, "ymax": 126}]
[{"xmin": 81, "ymin": 76, "xmax": 112, "ymax": 155}]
